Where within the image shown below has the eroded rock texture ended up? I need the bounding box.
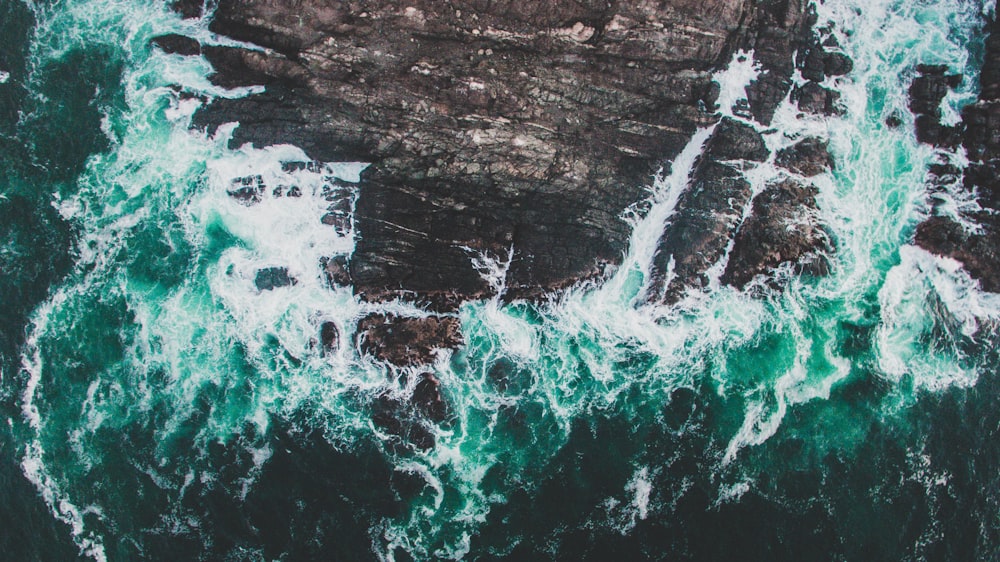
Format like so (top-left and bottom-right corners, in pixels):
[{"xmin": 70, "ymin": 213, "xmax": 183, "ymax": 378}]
[
  {"xmin": 647, "ymin": 117, "xmax": 769, "ymax": 302},
  {"xmin": 171, "ymin": 0, "xmax": 824, "ymax": 312},
  {"xmin": 355, "ymin": 313, "xmax": 463, "ymax": 367},
  {"xmin": 914, "ymin": 17, "xmax": 1000, "ymax": 292}
]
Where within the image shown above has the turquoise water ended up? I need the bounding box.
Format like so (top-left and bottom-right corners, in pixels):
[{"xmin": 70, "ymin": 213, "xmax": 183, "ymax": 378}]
[{"xmin": 2, "ymin": 0, "xmax": 1000, "ymax": 560}]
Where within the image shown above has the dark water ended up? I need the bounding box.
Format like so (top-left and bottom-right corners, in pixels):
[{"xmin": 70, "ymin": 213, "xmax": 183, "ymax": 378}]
[{"xmin": 2, "ymin": 0, "xmax": 1000, "ymax": 560}]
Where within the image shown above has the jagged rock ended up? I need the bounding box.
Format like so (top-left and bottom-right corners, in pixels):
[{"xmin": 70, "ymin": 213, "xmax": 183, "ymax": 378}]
[
  {"xmin": 170, "ymin": 0, "xmax": 203, "ymax": 19},
  {"xmin": 412, "ymin": 373, "xmax": 448, "ymax": 423},
  {"xmin": 187, "ymin": 0, "xmax": 814, "ymax": 312},
  {"xmin": 272, "ymin": 185, "xmax": 301, "ymax": 197},
  {"xmin": 320, "ymin": 321, "xmax": 339, "ymax": 353},
  {"xmin": 356, "ymin": 314, "xmax": 463, "ymax": 367},
  {"xmin": 914, "ymin": 17, "xmax": 1000, "ymax": 293},
  {"xmin": 743, "ymin": 0, "xmax": 818, "ymax": 125},
  {"xmin": 915, "ymin": 215, "xmax": 1000, "ymax": 292},
  {"xmin": 793, "ymin": 81, "xmax": 842, "ymax": 115},
  {"xmin": 255, "ymin": 267, "xmax": 296, "ymax": 291},
  {"xmin": 320, "ymin": 181, "xmax": 354, "ymax": 236},
  {"xmin": 227, "ymin": 174, "xmax": 264, "ymax": 204},
  {"xmin": 648, "ymin": 117, "xmax": 769, "ymax": 302},
  {"xmin": 150, "ymin": 34, "xmax": 201, "ymax": 56},
  {"xmin": 721, "ymin": 179, "xmax": 832, "ymax": 289},
  {"xmin": 823, "ymin": 52, "xmax": 853, "ymax": 76},
  {"xmin": 909, "ymin": 64, "xmax": 963, "ymax": 147},
  {"xmin": 321, "ymin": 255, "xmax": 352, "ymax": 287},
  {"xmin": 776, "ymin": 137, "xmax": 834, "ymax": 177}
]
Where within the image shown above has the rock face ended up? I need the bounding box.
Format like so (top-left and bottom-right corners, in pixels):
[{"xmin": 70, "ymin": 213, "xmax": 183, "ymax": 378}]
[
  {"xmin": 647, "ymin": 117, "xmax": 769, "ymax": 302},
  {"xmin": 356, "ymin": 314, "xmax": 463, "ymax": 367},
  {"xmin": 255, "ymin": 267, "xmax": 296, "ymax": 291},
  {"xmin": 913, "ymin": 18, "xmax": 1000, "ymax": 292},
  {"xmin": 909, "ymin": 64, "xmax": 963, "ymax": 147},
  {"xmin": 721, "ymin": 179, "xmax": 832, "ymax": 289},
  {"xmin": 177, "ymin": 0, "xmax": 820, "ymax": 312}
]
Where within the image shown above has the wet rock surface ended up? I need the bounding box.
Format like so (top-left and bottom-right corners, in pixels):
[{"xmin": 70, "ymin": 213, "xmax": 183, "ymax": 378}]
[
  {"xmin": 722, "ymin": 179, "xmax": 833, "ymax": 289},
  {"xmin": 320, "ymin": 321, "xmax": 340, "ymax": 353},
  {"xmin": 647, "ymin": 117, "xmax": 769, "ymax": 302},
  {"xmin": 255, "ymin": 267, "xmax": 296, "ymax": 291},
  {"xmin": 776, "ymin": 137, "xmax": 834, "ymax": 177},
  {"xmin": 150, "ymin": 33, "xmax": 202, "ymax": 56},
  {"xmin": 171, "ymin": 0, "xmax": 821, "ymax": 312},
  {"xmin": 909, "ymin": 64, "xmax": 964, "ymax": 147},
  {"xmin": 356, "ymin": 313, "xmax": 463, "ymax": 367},
  {"xmin": 913, "ymin": 18, "xmax": 1000, "ymax": 292},
  {"xmin": 321, "ymin": 255, "xmax": 352, "ymax": 287}
]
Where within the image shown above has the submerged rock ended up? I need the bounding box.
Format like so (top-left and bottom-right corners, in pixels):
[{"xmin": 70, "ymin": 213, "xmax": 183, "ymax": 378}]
[
  {"xmin": 356, "ymin": 314, "xmax": 463, "ymax": 367},
  {"xmin": 150, "ymin": 34, "xmax": 201, "ymax": 56},
  {"xmin": 255, "ymin": 267, "xmax": 296, "ymax": 291},
  {"xmin": 372, "ymin": 394, "xmax": 436, "ymax": 450}
]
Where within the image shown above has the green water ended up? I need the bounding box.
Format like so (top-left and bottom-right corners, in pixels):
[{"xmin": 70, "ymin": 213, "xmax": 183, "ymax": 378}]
[{"xmin": 2, "ymin": 0, "xmax": 1000, "ymax": 560}]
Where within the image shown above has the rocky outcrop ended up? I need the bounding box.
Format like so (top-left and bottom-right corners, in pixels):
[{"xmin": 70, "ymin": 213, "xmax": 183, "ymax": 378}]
[
  {"xmin": 647, "ymin": 117, "xmax": 769, "ymax": 302},
  {"xmin": 913, "ymin": 17, "xmax": 1000, "ymax": 292},
  {"xmin": 320, "ymin": 321, "xmax": 340, "ymax": 353},
  {"xmin": 721, "ymin": 179, "xmax": 832, "ymax": 289},
  {"xmin": 169, "ymin": 0, "xmax": 824, "ymax": 313},
  {"xmin": 776, "ymin": 137, "xmax": 834, "ymax": 177},
  {"xmin": 355, "ymin": 313, "xmax": 463, "ymax": 367},
  {"xmin": 909, "ymin": 64, "xmax": 963, "ymax": 147},
  {"xmin": 255, "ymin": 267, "xmax": 296, "ymax": 290}
]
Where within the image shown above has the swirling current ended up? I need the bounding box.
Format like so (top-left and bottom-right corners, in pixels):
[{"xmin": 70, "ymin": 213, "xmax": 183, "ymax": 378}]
[{"xmin": 2, "ymin": 0, "xmax": 1000, "ymax": 560}]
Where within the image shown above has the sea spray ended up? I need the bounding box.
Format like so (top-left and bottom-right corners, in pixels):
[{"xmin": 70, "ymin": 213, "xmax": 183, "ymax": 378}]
[{"xmin": 6, "ymin": 0, "xmax": 1000, "ymax": 560}]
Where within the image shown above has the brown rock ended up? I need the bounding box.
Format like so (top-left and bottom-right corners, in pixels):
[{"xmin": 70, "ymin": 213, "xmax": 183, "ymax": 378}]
[
  {"xmin": 356, "ymin": 314, "xmax": 463, "ymax": 367},
  {"xmin": 190, "ymin": 0, "xmax": 815, "ymax": 310},
  {"xmin": 721, "ymin": 179, "xmax": 833, "ymax": 289}
]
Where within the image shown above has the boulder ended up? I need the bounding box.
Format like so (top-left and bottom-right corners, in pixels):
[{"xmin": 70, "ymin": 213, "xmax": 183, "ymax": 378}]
[
  {"xmin": 356, "ymin": 314, "xmax": 463, "ymax": 367},
  {"xmin": 254, "ymin": 267, "xmax": 296, "ymax": 291}
]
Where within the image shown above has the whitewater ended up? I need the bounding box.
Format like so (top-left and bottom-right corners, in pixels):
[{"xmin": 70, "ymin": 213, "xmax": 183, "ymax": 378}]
[{"xmin": 2, "ymin": 0, "xmax": 1000, "ymax": 560}]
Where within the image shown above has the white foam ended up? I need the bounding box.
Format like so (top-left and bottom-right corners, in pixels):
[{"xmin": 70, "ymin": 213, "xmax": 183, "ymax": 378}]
[{"xmin": 0, "ymin": 70, "xmax": 9, "ymax": 84}]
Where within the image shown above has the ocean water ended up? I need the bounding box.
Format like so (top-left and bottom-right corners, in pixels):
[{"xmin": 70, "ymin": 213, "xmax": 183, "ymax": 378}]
[{"xmin": 2, "ymin": 0, "xmax": 1000, "ymax": 560}]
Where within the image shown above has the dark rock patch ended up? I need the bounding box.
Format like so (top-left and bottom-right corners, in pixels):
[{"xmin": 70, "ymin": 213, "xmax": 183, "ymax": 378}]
[
  {"xmin": 914, "ymin": 18, "xmax": 1000, "ymax": 292},
  {"xmin": 255, "ymin": 267, "xmax": 296, "ymax": 291},
  {"xmin": 372, "ymin": 394, "xmax": 436, "ymax": 450},
  {"xmin": 190, "ymin": 0, "xmax": 815, "ymax": 311},
  {"xmin": 908, "ymin": 64, "xmax": 963, "ymax": 147},
  {"xmin": 412, "ymin": 373, "xmax": 448, "ymax": 423},
  {"xmin": 742, "ymin": 0, "xmax": 820, "ymax": 125},
  {"xmin": 227, "ymin": 174, "xmax": 264, "ymax": 204},
  {"xmin": 169, "ymin": 0, "xmax": 203, "ymax": 19},
  {"xmin": 319, "ymin": 321, "xmax": 339, "ymax": 353},
  {"xmin": 648, "ymin": 117, "xmax": 769, "ymax": 303},
  {"xmin": 722, "ymin": 179, "xmax": 833, "ymax": 289},
  {"xmin": 356, "ymin": 314, "xmax": 463, "ymax": 367},
  {"xmin": 776, "ymin": 137, "xmax": 834, "ymax": 177},
  {"xmin": 150, "ymin": 34, "xmax": 201, "ymax": 56},
  {"xmin": 320, "ymin": 181, "xmax": 355, "ymax": 236},
  {"xmin": 793, "ymin": 81, "xmax": 842, "ymax": 116},
  {"xmin": 321, "ymin": 255, "xmax": 351, "ymax": 287},
  {"xmin": 915, "ymin": 216, "xmax": 1000, "ymax": 292}
]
